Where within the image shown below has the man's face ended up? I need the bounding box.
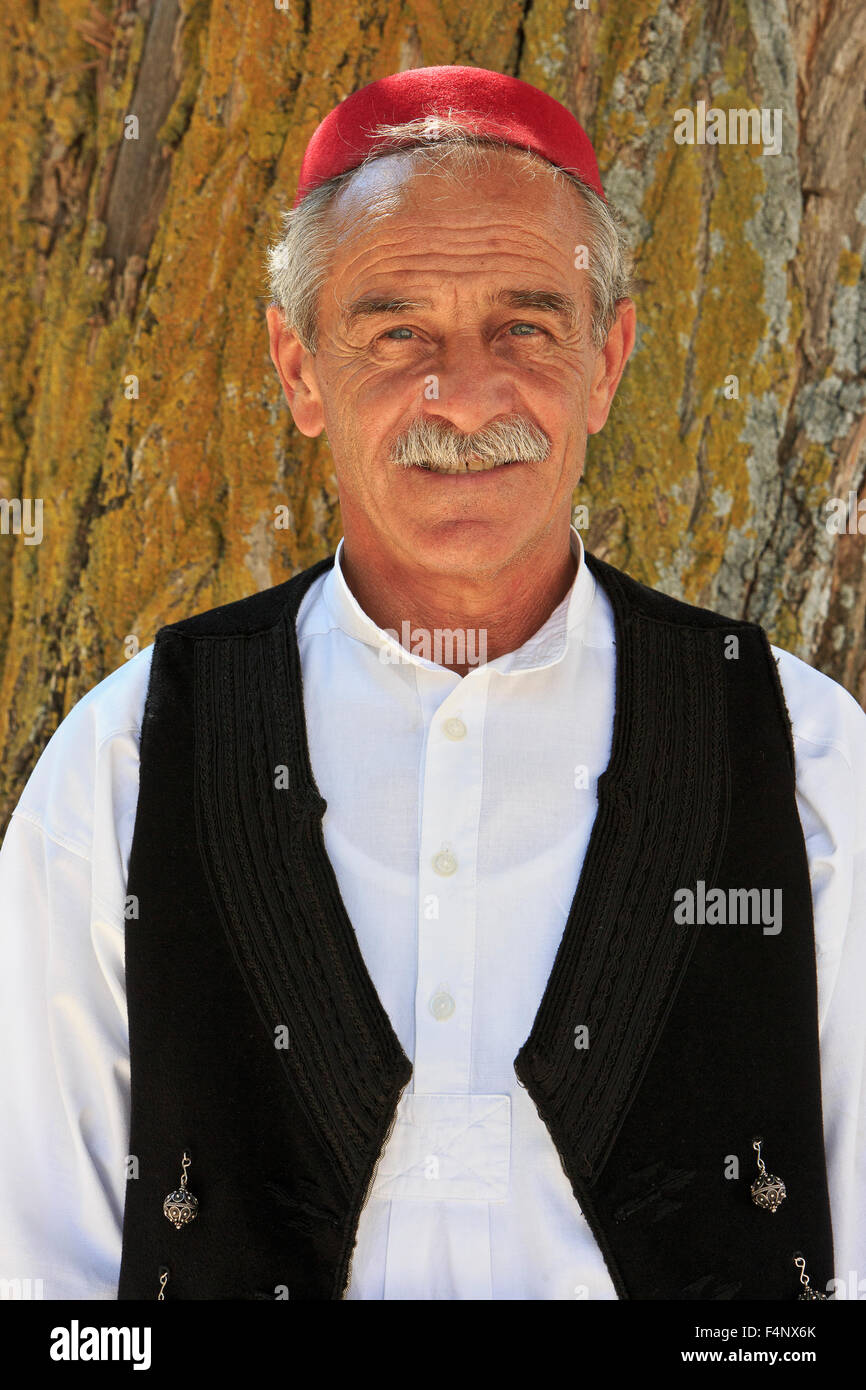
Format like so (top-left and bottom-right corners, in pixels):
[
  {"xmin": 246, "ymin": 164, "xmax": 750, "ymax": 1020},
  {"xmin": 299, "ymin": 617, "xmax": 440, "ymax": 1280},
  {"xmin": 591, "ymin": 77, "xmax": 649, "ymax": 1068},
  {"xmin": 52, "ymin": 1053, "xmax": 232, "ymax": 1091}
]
[{"xmin": 269, "ymin": 149, "xmax": 633, "ymax": 579}]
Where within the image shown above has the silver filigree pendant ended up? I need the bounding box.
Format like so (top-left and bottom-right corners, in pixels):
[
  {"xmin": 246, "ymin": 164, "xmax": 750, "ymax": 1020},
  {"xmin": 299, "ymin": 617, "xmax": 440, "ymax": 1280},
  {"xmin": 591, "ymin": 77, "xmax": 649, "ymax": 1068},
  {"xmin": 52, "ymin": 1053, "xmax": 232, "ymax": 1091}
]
[
  {"xmin": 163, "ymin": 1150, "xmax": 198, "ymax": 1229},
  {"xmin": 751, "ymin": 1137, "xmax": 787, "ymax": 1212},
  {"xmin": 163, "ymin": 1186, "xmax": 199, "ymax": 1229},
  {"xmin": 750, "ymin": 1171, "xmax": 787, "ymax": 1213}
]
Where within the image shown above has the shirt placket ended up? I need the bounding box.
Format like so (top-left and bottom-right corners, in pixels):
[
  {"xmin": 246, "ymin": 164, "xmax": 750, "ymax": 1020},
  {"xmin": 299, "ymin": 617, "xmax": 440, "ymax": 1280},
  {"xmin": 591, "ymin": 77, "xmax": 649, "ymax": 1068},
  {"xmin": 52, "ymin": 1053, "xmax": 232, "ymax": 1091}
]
[
  {"xmin": 381, "ymin": 662, "xmax": 493, "ymax": 1298},
  {"xmin": 413, "ymin": 667, "xmax": 487, "ymax": 1093}
]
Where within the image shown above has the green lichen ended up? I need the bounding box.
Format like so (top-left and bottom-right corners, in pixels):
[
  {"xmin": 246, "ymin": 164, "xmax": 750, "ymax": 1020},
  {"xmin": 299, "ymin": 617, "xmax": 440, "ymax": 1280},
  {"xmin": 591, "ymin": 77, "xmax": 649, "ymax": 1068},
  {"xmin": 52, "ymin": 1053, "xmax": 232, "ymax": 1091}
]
[{"xmin": 837, "ymin": 249, "xmax": 862, "ymax": 287}]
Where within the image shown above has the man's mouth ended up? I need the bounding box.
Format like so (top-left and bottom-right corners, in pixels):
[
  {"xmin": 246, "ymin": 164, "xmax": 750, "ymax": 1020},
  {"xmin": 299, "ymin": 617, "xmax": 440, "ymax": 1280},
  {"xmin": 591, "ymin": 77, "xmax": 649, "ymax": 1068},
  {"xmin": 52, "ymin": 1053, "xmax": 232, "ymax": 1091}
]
[{"xmin": 413, "ymin": 457, "xmax": 519, "ymax": 474}]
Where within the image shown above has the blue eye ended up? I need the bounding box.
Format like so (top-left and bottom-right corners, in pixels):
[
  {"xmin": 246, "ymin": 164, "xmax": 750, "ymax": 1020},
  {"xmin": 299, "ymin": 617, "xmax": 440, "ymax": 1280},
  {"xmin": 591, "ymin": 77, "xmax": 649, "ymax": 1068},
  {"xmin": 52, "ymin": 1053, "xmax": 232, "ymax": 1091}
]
[
  {"xmin": 383, "ymin": 326, "xmax": 414, "ymax": 339},
  {"xmin": 510, "ymin": 322, "xmax": 544, "ymax": 336}
]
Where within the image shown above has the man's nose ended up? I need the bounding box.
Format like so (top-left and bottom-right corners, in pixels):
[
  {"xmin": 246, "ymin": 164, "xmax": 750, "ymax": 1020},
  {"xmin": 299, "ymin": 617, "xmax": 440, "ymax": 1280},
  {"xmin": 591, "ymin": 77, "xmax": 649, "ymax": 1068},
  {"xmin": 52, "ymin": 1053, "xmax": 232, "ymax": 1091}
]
[{"xmin": 418, "ymin": 332, "xmax": 516, "ymax": 435}]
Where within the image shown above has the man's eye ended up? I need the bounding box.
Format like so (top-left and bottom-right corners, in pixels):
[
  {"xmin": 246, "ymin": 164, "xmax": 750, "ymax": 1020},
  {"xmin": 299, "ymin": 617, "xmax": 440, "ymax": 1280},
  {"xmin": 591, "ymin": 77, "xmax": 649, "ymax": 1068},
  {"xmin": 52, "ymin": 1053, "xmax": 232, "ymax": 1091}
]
[
  {"xmin": 509, "ymin": 322, "xmax": 545, "ymax": 336},
  {"xmin": 382, "ymin": 326, "xmax": 415, "ymax": 340}
]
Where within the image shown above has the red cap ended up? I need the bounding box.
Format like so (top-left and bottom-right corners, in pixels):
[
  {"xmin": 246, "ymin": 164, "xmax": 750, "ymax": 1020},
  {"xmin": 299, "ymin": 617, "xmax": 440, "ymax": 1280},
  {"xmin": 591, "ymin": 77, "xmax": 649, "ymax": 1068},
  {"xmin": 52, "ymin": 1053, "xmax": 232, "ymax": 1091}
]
[{"xmin": 292, "ymin": 65, "xmax": 605, "ymax": 207}]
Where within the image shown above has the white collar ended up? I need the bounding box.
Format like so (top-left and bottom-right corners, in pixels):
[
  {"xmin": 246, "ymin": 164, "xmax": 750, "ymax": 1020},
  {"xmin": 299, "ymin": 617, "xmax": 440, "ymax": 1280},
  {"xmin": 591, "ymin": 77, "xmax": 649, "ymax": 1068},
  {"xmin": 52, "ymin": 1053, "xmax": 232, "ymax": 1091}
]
[{"xmin": 320, "ymin": 524, "xmax": 597, "ymax": 676}]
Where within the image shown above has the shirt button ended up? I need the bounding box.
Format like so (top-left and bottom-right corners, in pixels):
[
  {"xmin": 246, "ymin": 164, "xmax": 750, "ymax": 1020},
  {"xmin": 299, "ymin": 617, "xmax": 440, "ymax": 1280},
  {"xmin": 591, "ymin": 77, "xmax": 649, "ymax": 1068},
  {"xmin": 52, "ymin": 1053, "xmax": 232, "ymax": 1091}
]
[
  {"xmin": 432, "ymin": 849, "xmax": 457, "ymax": 876},
  {"xmin": 429, "ymin": 991, "xmax": 456, "ymax": 1021},
  {"xmin": 442, "ymin": 717, "xmax": 467, "ymax": 740}
]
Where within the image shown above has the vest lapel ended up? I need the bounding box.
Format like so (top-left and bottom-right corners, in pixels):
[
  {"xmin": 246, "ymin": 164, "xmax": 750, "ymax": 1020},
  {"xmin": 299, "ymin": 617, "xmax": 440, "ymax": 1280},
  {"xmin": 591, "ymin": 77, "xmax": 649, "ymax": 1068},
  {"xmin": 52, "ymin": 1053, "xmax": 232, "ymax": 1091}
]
[
  {"xmin": 193, "ymin": 565, "xmax": 413, "ymax": 1218},
  {"xmin": 514, "ymin": 550, "xmax": 729, "ymax": 1180},
  {"xmin": 195, "ymin": 611, "xmax": 414, "ymax": 1195}
]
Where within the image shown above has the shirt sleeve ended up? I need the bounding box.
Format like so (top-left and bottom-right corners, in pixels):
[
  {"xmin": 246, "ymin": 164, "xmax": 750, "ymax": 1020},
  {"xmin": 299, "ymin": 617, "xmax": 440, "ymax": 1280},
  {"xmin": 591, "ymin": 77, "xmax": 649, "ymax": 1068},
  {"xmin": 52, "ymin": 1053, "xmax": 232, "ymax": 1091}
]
[
  {"xmin": 0, "ymin": 647, "xmax": 152, "ymax": 1299},
  {"xmin": 772, "ymin": 645, "xmax": 866, "ymax": 1290}
]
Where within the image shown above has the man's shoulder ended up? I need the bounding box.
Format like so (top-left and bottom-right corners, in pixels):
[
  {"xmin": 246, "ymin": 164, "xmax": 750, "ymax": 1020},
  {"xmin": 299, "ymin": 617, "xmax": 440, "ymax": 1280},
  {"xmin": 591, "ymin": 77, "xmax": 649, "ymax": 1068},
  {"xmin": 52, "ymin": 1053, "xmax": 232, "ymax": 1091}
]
[
  {"xmin": 73, "ymin": 642, "xmax": 156, "ymax": 732},
  {"xmin": 27, "ymin": 644, "xmax": 155, "ymax": 772},
  {"xmin": 10, "ymin": 644, "xmax": 155, "ymax": 849},
  {"xmin": 10, "ymin": 556, "xmax": 338, "ymax": 828},
  {"xmin": 772, "ymin": 645, "xmax": 866, "ymax": 857},
  {"xmin": 771, "ymin": 644, "xmax": 866, "ymax": 769}
]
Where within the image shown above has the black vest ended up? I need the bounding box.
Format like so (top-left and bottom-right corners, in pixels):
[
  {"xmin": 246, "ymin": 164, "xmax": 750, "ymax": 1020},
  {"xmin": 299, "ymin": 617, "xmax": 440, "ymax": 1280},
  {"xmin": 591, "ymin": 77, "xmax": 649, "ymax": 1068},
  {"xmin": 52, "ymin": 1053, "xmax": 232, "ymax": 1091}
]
[{"xmin": 117, "ymin": 549, "xmax": 833, "ymax": 1300}]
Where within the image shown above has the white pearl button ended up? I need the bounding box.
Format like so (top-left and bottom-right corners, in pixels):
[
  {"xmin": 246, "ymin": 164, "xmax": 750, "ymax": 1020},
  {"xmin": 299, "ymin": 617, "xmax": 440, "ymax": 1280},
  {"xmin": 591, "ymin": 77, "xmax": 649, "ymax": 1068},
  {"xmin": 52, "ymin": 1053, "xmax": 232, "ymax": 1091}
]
[
  {"xmin": 442, "ymin": 717, "xmax": 467, "ymax": 740},
  {"xmin": 429, "ymin": 991, "xmax": 456, "ymax": 1021},
  {"xmin": 432, "ymin": 849, "xmax": 457, "ymax": 876}
]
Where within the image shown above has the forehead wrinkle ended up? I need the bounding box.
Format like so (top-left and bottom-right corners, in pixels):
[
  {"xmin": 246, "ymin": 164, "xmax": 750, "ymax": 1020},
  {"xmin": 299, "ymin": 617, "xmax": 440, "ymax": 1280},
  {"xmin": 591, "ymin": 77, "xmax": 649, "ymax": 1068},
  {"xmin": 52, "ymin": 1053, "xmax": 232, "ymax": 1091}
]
[
  {"xmin": 333, "ymin": 237, "xmax": 577, "ymax": 301},
  {"xmin": 328, "ymin": 155, "xmax": 586, "ymax": 268},
  {"xmin": 331, "ymin": 196, "xmax": 580, "ymax": 271},
  {"xmin": 342, "ymin": 216, "xmax": 574, "ymax": 262},
  {"xmin": 327, "ymin": 209, "xmax": 588, "ymax": 333}
]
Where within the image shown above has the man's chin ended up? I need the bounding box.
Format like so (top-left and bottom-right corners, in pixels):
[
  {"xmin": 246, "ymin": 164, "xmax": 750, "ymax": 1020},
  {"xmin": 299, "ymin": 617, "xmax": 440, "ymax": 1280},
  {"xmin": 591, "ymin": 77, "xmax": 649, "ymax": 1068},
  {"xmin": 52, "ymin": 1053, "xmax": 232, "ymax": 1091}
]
[{"xmin": 397, "ymin": 512, "xmax": 534, "ymax": 570}]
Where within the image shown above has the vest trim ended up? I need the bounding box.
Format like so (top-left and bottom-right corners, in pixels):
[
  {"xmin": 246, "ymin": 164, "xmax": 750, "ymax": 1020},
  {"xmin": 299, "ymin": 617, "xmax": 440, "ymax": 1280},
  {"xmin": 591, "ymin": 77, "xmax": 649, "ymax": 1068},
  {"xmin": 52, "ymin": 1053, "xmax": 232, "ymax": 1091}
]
[
  {"xmin": 191, "ymin": 580, "xmax": 413, "ymax": 1295},
  {"xmin": 516, "ymin": 556, "xmax": 730, "ymax": 1180}
]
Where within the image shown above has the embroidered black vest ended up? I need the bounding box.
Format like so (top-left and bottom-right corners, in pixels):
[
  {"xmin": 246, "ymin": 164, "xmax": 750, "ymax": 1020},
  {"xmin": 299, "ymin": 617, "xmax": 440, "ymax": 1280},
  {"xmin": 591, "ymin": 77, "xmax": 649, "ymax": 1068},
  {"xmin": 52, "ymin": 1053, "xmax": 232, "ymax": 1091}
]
[{"xmin": 117, "ymin": 549, "xmax": 834, "ymax": 1300}]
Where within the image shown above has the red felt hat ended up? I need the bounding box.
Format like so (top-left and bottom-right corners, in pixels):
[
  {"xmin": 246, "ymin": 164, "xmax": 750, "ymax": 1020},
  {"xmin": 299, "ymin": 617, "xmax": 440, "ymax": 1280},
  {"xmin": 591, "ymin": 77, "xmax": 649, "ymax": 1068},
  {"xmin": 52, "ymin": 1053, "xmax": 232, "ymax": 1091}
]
[{"xmin": 292, "ymin": 65, "xmax": 605, "ymax": 207}]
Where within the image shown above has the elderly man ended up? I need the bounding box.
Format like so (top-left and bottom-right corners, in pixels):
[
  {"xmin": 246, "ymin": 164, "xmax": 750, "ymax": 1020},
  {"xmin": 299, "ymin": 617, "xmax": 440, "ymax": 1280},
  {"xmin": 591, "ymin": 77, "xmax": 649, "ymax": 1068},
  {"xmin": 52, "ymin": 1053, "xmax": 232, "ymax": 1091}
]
[{"xmin": 0, "ymin": 66, "xmax": 864, "ymax": 1303}]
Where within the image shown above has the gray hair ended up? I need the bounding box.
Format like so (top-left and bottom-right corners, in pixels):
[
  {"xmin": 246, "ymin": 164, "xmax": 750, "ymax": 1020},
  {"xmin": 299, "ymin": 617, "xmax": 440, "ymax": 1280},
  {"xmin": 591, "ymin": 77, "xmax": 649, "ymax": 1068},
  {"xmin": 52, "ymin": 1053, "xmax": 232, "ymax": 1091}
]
[{"xmin": 264, "ymin": 116, "xmax": 634, "ymax": 353}]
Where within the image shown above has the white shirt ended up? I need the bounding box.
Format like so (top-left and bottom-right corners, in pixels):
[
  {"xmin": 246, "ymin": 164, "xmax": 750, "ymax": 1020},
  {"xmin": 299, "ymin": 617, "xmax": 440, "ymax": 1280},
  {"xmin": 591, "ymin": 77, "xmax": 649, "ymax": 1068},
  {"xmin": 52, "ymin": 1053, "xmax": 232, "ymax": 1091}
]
[{"xmin": 1, "ymin": 527, "xmax": 865, "ymax": 1300}]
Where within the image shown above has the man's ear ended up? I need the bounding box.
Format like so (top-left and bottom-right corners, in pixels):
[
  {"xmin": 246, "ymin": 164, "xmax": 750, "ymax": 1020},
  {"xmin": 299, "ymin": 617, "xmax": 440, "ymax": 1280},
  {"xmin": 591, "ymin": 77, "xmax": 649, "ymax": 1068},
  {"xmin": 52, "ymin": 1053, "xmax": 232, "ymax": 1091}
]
[
  {"xmin": 586, "ymin": 298, "xmax": 636, "ymax": 436},
  {"xmin": 266, "ymin": 304, "xmax": 325, "ymax": 438}
]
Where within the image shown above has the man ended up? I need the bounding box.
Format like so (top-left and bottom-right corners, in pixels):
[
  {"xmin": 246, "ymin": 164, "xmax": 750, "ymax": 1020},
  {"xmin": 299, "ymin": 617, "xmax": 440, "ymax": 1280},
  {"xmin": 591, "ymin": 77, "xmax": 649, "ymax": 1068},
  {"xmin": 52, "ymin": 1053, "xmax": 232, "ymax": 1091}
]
[{"xmin": 0, "ymin": 65, "xmax": 863, "ymax": 1301}]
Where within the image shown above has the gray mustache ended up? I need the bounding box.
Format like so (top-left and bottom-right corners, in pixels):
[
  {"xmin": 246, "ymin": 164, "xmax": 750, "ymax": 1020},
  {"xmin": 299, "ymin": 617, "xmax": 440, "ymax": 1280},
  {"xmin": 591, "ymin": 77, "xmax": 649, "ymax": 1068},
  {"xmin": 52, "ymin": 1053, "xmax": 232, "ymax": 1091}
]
[{"xmin": 391, "ymin": 416, "xmax": 551, "ymax": 469}]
